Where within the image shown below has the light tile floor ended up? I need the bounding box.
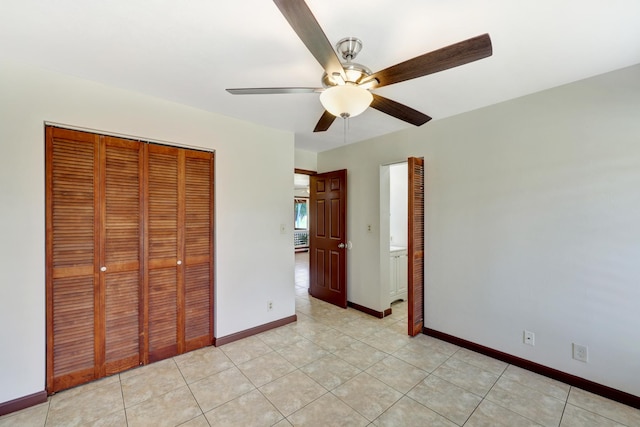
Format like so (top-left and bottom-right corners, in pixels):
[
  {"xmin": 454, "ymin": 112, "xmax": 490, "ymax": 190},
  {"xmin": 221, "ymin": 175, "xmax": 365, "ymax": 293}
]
[{"xmin": 2, "ymin": 253, "xmax": 639, "ymax": 426}]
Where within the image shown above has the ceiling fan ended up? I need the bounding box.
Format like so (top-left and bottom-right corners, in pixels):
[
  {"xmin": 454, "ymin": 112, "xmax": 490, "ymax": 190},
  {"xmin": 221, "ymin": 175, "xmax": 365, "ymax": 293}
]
[{"xmin": 226, "ymin": 0, "xmax": 493, "ymax": 132}]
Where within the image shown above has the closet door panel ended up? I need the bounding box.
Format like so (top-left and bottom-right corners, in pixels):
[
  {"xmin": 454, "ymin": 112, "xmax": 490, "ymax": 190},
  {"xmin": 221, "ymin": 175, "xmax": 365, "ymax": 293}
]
[
  {"xmin": 103, "ymin": 137, "xmax": 143, "ymax": 374},
  {"xmin": 148, "ymin": 268, "xmax": 178, "ymax": 360},
  {"xmin": 47, "ymin": 128, "xmax": 100, "ymax": 392},
  {"xmin": 184, "ymin": 152, "xmax": 214, "ymax": 350},
  {"xmin": 146, "ymin": 144, "xmax": 180, "ymax": 361}
]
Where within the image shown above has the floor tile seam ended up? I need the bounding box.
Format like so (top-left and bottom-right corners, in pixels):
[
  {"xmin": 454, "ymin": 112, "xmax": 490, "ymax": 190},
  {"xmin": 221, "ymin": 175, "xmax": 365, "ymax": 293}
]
[
  {"xmin": 402, "ymin": 392, "xmax": 470, "ymax": 427},
  {"xmin": 505, "ymin": 365, "xmax": 572, "ymax": 395},
  {"xmin": 49, "ymin": 375, "xmax": 122, "ymax": 407},
  {"xmin": 42, "ymin": 398, "xmax": 52, "ymax": 427},
  {"xmin": 50, "ymin": 404, "xmax": 127, "ymax": 427},
  {"xmin": 496, "ymin": 367, "xmax": 570, "ymax": 404},
  {"xmin": 480, "ymin": 392, "xmax": 554, "ymax": 427},
  {"xmin": 0, "ymin": 400, "xmax": 49, "ymax": 426},
  {"xmin": 491, "ymin": 377, "xmax": 570, "ymax": 406},
  {"xmin": 563, "ymin": 396, "xmax": 634, "ymax": 427},
  {"xmin": 363, "ymin": 362, "xmax": 429, "ymax": 395},
  {"xmin": 198, "ymin": 386, "xmax": 260, "ymax": 420},
  {"xmin": 48, "ymin": 386, "xmax": 128, "ymax": 425},
  {"xmin": 556, "ymin": 399, "xmax": 570, "ymax": 427},
  {"xmin": 437, "ymin": 353, "xmax": 506, "ymax": 396},
  {"xmin": 122, "ymin": 382, "xmax": 198, "ymax": 416},
  {"xmin": 228, "ymin": 348, "xmax": 277, "ymax": 368},
  {"xmin": 253, "ymin": 365, "xmax": 327, "ymax": 396},
  {"xmin": 256, "ymin": 381, "xmax": 327, "ymax": 422},
  {"xmin": 422, "ymin": 371, "xmax": 488, "ymax": 402},
  {"xmin": 182, "ymin": 372, "xmax": 216, "ymax": 422},
  {"xmin": 449, "ymin": 349, "xmax": 509, "ymax": 377},
  {"xmin": 328, "ymin": 388, "xmax": 398, "ymax": 423},
  {"xmin": 281, "ymin": 389, "xmax": 334, "ymax": 423},
  {"xmin": 116, "ymin": 374, "xmax": 130, "ymax": 427},
  {"xmin": 185, "ymin": 362, "xmax": 244, "ymax": 390},
  {"xmin": 461, "ymin": 398, "xmax": 484, "ymax": 427}
]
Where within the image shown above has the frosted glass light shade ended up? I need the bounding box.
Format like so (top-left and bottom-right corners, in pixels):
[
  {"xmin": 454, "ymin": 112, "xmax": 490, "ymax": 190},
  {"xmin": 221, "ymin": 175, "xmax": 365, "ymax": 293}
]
[{"xmin": 319, "ymin": 85, "xmax": 373, "ymax": 118}]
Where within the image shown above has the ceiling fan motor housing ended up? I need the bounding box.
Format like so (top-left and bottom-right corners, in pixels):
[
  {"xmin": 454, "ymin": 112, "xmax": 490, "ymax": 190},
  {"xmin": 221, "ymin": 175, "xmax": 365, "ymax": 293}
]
[{"xmin": 321, "ymin": 37, "xmax": 372, "ymax": 87}]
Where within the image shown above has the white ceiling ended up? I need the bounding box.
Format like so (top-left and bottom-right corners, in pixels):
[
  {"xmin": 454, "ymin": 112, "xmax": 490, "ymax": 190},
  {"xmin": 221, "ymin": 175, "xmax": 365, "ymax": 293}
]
[{"xmin": 2, "ymin": 1, "xmax": 640, "ymax": 152}]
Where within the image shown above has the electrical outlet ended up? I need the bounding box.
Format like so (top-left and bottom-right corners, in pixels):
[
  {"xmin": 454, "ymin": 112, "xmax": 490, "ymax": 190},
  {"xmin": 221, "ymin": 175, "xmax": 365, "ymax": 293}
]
[
  {"xmin": 523, "ymin": 330, "xmax": 535, "ymax": 346},
  {"xmin": 573, "ymin": 343, "xmax": 588, "ymax": 362},
  {"xmin": 267, "ymin": 301, "xmax": 273, "ymax": 312},
  {"xmin": 367, "ymin": 224, "xmax": 372, "ymax": 233},
  {"xmin": 280, "ymin": 224, "xmax": 286, "ymax": 234}
]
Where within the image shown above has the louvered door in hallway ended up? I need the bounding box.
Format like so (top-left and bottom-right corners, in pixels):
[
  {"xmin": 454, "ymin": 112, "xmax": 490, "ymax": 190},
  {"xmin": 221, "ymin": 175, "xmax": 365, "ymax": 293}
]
[{"xmin": 46, "ymin": 126, "xmax": 214, "ymax": 393}]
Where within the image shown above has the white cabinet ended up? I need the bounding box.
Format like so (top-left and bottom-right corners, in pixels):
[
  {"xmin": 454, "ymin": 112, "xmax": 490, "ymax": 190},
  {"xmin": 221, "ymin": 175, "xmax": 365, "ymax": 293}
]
[{"xmin": 389, "ymin": 247, "xmax": 408, "ymax": 304}]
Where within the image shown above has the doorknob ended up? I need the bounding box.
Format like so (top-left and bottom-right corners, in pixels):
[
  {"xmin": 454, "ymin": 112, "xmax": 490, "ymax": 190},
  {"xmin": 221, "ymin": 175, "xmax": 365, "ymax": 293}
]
[
  {"xmin": 177, "ymin": 260, "xmax": 182, "ymax": 265},
  {"xmin": 100, "ymin": 266, "xmax": 107, "ymax": 272},
  {"xmin": 338, "ymin": 243, "xmax": 345, "ymax": 249}
]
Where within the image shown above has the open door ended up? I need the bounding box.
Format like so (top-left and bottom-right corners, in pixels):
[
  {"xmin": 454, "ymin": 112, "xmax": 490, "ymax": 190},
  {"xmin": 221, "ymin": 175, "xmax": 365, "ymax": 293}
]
[
  {"xmin": 309, "ymin": 169, "xmax": 347, "ymax": 308},
  {"xmin": 408, "ymin": 157, "xmax": 425, "ymax": 336}
]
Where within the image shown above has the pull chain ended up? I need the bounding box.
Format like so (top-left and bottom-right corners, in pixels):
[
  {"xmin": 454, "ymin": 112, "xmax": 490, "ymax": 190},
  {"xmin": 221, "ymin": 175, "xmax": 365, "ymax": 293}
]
[{"xmin": 340, "ymin": 112, "xmax": 351, "ymax": 144}]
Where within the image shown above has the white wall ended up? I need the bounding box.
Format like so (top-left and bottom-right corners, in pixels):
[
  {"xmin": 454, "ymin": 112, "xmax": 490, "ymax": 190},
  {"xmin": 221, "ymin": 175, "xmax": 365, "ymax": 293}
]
[
  {"xmin": 0, "ymin": 60, "xmax": 295, "ymax": 404},
  {"xmin": 389, "ymin": 163, "xmax": 408, "ymax": 248},
  {"xmin": 295, "ymin": 149, "xmax": 317, "ymax": 171},
  {"xmin": 318, "ymin": 64, "xmax": 640, "ymax": 397}
]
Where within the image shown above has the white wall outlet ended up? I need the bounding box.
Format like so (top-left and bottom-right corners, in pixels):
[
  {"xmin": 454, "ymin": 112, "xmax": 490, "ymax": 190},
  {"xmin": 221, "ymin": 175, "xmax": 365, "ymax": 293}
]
[
  {"xmin": 523, "ymin": 330, "xmax": 535, "ymax": 346},
  {"xmin": 267, "ymin": 301, "xmax": 273, "ymax": 311},
  {"xmin": 367, "ymin": 224, "xmax": 372, "ymax": 233},
  {"xmin": 573, "ymin": 343, "xmax": 588, "ymax": 362},
  {"xmin": 280, "ymin": 224, "xmax": 286, "ymax": 234}
]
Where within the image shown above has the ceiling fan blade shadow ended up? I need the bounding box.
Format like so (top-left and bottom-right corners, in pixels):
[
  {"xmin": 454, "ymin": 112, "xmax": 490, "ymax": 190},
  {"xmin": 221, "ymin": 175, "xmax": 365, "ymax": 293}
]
[
  {"xmin": 273, "ymin": 0, "xmax": 345, "ymax": 79},
  {"xmin": 370, "ymin": 94, "xmax": 432, "ymax": 126},
  {"xmin": 226, "ymin": 87, "xmax": 321, "ymax": 95},
  {"xmin": 366, "ymin": 33, "xmax": 492, "ymax": 88},
  {"xmin": 313, "ymin": 110, "xmax": 336, "ymax": 132}
]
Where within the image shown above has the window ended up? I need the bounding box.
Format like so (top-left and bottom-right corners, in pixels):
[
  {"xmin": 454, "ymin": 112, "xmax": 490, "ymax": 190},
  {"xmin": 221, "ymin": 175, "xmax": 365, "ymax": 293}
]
[{"xmin": 294, "ymin": 198, "xmax": 308, "ymax": 230}]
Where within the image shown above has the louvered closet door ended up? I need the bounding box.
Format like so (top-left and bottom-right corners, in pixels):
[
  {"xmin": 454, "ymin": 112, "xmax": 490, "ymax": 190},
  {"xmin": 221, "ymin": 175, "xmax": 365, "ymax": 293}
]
[
  {"xmin": 102, "ymin": 136, "xmax": 143, "ymax": 375},
  {"xmin": 48, "ymin": 127, "xmax": 214, "ymax": 392},
  {"xmin": 408, "ymin": 157, "xmax": 425, "ymax": 337},
  {"xmin": 183, "ymin": 150, "xmax": 214, "ymax": 351},
  {"xmin": 46, "ymin": 127, "xmax": 100, "ymax": 392},
  {"xmin": 145, "ymin": 144, "xmax": 181, "ymax": 362}
]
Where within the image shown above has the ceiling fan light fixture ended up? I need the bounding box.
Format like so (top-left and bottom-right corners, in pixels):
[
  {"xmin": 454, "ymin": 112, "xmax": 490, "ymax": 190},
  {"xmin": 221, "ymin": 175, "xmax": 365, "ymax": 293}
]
[{"xmin": 320, "ymin": 84, "xmax": 373, "ymax": 118}]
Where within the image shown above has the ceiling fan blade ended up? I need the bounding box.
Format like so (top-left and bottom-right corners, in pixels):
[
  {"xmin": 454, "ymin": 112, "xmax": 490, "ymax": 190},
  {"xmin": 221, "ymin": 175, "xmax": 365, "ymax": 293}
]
[
  {"xmin": 366, "ymin": 33, "xmax": 492, "ymax": 88},
  {"xmin": 273, "ymin": 0, "xmax": 345, "ymax": 79},
  {"xmin": 370, "ymin": 94, "xmax": 432, "ymax": 126},
  {"xmin": 226, "ymin": 87, "xmax": 321, "ymax": 95},
  {"xmin": 313, "ymin": 110, "xmax": 336, "ymax": 132}
]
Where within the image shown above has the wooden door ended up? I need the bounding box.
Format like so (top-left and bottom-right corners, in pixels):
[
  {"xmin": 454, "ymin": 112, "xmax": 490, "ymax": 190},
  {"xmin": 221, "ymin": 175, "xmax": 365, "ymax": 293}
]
[
  {"xmin": 309, "ymin": 169, "xmax": 347, "ymax": 308},
  {"xmin": 145, "ymin": 144, "xmax": 181, "ymax": 362},
  {"xmin": 46, "ymin": 128, "xmax": 101, "ymax": 392},
  {"xmin": 408, "ymin": 157, "xmax": 425, "ymax": 336},
  {"xmin": 183, "ymin": 150, "xmax": 214, "ymax": 352},
  {"xmin": 145, "ymin": 145, "xmax": 214, "ymax": 361},
  {"xmin": 102, "ymin": 136, "xmax": 144, "ymax": 375}
]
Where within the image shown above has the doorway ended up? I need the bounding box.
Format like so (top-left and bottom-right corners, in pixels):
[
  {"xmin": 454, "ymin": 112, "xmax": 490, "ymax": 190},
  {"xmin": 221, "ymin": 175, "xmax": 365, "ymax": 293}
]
[
  {"xmin": 380, "ymin": 158, "xmax": 425, "ymax": 336},
  {"xmin": 294, "ymin": 170, "xmax": 313, "ymax": 295},
  {"xmin": 380, "ymin": 162, "xmax": 409, "ymax": 320},
  {"xmin": 293, "ymin": 168, "xmax": 349, "ymax": 309}
]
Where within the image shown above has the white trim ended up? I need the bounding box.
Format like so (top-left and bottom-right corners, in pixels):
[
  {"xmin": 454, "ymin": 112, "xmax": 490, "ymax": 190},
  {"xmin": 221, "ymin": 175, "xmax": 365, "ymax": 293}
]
[{"xmin": 43, "ymin": 121, "xmax": 215, "ymax": 153}]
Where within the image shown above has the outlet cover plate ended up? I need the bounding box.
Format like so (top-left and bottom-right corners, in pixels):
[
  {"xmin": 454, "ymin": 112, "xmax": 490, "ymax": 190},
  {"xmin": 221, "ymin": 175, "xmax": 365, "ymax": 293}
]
[
  {"xmin": 523, "ymin": 330, "xmax": 535, "ymax": 346},
  {"xmin": 573, "ymin": 343, "xmax": 588, "ymax": 362}
]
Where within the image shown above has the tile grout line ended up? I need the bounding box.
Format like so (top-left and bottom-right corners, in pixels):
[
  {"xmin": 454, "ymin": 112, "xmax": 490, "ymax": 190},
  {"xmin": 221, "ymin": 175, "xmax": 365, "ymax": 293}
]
[
  {"xmin": 117, "ymin": 373, "xmax": 130, "ymax": 427},
  {"xmin": 172, "ymin": 356, "xmax": 212, "ymax": 426}
]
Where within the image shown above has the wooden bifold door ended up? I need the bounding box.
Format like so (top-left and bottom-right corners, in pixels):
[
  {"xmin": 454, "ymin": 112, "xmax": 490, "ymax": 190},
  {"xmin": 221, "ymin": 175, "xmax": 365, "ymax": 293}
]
[{"xmin": 46, "ymin": 127, "xmax": 214, "ymax": 393}]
